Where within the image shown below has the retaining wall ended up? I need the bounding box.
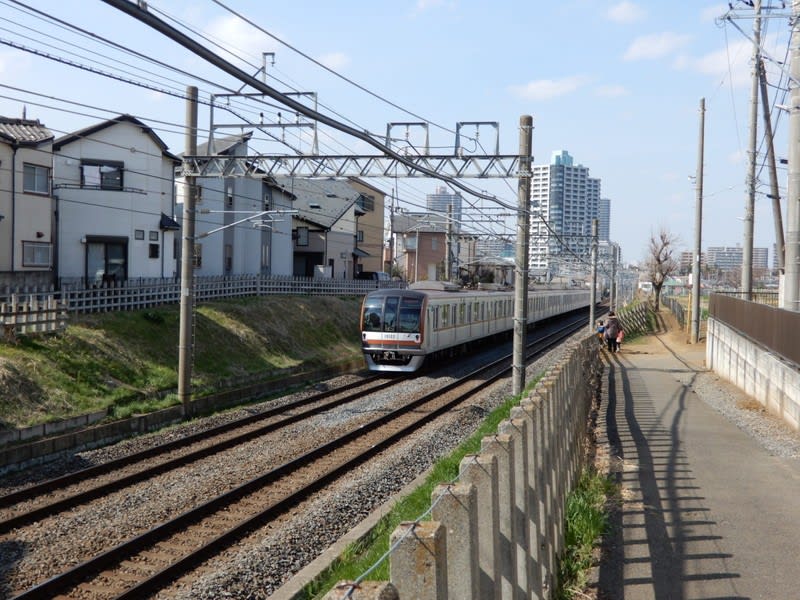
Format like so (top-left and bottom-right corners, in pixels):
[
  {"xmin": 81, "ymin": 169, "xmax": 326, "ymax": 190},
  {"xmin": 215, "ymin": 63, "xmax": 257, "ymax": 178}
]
[
  {"xmin": 323, "ymin": 335, "xmax": 602, "ymax": 600},
  {"xmin": 706, "ymin": 317, "xmax": 800, "ymax": 431},
  {"xmin": 0, "ymin": 358, "xmax": 364, "ymax": 475}
]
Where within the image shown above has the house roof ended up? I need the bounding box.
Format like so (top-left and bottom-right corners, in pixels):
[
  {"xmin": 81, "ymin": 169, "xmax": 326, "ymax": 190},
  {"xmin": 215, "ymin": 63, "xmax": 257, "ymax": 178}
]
[
  {"xmin": 0, "ymin": 117, "xmax": 53, "ymax": 146},
  {"xmin": 274, "ymin": 176, "xmax": 362, "ymax": 229},
  {"xmin": 53, "ymin": 114, "xmax": 180, "ymax": 162},
  {"xmin": 196, "ymin": 132, "xmax": 253, "ymax": 156},
  {"xmin": 392, "ymin": 211, "xmax": 449, "ymax": 234}
]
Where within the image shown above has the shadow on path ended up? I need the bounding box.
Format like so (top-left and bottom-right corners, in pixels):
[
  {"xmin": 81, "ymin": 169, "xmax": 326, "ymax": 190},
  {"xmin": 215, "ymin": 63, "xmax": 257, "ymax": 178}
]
[{"xmin": 594, "ymin": 351, "xmax": 744, "ymax": 600}]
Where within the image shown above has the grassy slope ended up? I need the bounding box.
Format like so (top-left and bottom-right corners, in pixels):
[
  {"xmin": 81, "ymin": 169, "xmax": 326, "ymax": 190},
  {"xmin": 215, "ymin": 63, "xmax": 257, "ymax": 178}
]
[{"xmin": 0, "ymin": 296, "xmax": 363, "ymax": 428}]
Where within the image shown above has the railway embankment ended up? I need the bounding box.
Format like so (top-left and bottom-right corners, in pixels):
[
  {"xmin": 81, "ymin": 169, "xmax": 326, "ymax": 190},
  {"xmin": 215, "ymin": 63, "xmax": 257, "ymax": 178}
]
[{"xmin": 0, "ymin": 296, "xmax": 363, "ymax": 470}]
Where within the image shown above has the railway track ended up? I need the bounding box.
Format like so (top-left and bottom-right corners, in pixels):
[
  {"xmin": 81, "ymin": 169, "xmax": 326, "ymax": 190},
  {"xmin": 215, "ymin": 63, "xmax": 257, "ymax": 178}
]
[{"xmin": 3, "ymin": 312, "xmax": 589, "ymax": 599}]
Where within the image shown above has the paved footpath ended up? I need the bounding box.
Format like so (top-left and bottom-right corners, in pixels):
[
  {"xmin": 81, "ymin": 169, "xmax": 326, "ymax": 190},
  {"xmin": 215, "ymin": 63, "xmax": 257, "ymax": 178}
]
[{"xmin": 592, "ymin": 317, "xmax": 800, "ymax": 600}]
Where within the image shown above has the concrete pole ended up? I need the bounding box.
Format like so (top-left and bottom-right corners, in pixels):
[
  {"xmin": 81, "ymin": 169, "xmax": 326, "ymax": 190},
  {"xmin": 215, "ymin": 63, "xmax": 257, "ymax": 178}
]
[
  {"xmin": 785, "ymin": 0, "xmax": 800, "ymax": 311},
  {"xmin": 742, "ymin": 0, "xmax": 762, "ymax": 299},
  {"xmin": 589, "ymin": 219, "xmax": 597, "ymax": 334},
  {"xmin": 759, "ymin": 59, "xmax": 785, "ymax": 272},
  {"xmin": 513, "ymin": 115, "xmax": 533, "ymax": 396},
  {"xmin": 692, "ymin": 98, "xmax": 705, "ymax": 344},
  {"xmin": 446, "ymin": 203, "xmax": 453, "ymax": 281},
  {"xmin": 611, "ymin": 242, "xmax": 618, "ymax": 309},
  {"xmin": 178, "ymin": 85, "xmax": 198, "ymax": 418}
]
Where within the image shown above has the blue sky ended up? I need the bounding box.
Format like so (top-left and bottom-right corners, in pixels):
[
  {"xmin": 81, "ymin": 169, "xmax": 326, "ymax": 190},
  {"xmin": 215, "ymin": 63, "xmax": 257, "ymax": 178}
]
[{"xmin": 0, "ymin": 0, "xmax": 790, "ymax": 267}]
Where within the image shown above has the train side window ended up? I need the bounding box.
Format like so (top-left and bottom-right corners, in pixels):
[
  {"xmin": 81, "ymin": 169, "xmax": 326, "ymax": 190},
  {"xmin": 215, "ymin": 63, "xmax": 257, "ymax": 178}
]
[
  {"xmin": 473, "ymin": 302, "xmax": 479, "ymax": 322},
  {"xmin": 442, "ymin": 304, "xmax": 449, "ymax": 327},
  {"xmin": 459, "ymin": 303, "xmax": 465, "ymax": 325}
]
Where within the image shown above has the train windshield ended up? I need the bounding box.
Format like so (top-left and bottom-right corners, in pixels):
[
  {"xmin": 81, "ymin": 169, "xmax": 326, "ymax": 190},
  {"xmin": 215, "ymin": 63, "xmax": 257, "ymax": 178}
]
[{"xmin": 362, "ymin": 295, "xmax": 423, "ymax": 333}]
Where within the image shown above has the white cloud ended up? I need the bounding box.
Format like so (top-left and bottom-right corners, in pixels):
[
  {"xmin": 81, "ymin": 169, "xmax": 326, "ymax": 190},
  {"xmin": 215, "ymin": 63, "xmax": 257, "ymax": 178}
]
[
  {"xmin": 687, "ymin": 38, "xmax": 751, "ymax": 88},
  {"xmin": 701, "ymin": 4, "xmax": 729, "ymax": 23},
  {"xmin": 594, "ymin": 84, "xmax": 629, "ymax": 98},
  {"xmin": 607, "ymin": 1, "xmax": 646, "ymax": 24},
  {"xmin": 206, "ymin": 15, "xmax": 276, "ymax": 59},
  {"xmin": 317, "ymin": 52, "xmax": 350, "ymax": 71},
  {"xmin": 623, "ymin": 32, "xmax": 692, "ymax": 61},
  {"xmin": 509, "ymin": 75, "xmax": 590, "ymax": 101}
]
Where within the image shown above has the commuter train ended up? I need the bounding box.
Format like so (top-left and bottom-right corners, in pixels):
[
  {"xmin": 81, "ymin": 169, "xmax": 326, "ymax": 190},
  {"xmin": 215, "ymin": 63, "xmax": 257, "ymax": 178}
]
[{"xmin": 360, "ymin": 282, "xmax": 591, "ymax": 372}]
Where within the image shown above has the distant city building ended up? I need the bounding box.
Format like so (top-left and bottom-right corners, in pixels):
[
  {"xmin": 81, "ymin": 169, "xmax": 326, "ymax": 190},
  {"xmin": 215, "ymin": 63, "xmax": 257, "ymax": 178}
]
[
  {"xmin": 598, "ymin": 197, "xmax": 611, "ymax": 242},
  {"xmin": 529, "ymin": 150, "xmax": 601, "ymax": 277},
  {"xmin": 679, "ymin": 250, "xmax": 706, "ymax": 273},
  {"xmin": 476, "ymin": 236, "xmax": 515, "ymax": 259},
  {"xmin": 706, "ymin": 246, "xmax": 768, "ymax": 272},
  {"xmin": 426, "ymin": 186, "xmax": 462, "ymax": 232}
]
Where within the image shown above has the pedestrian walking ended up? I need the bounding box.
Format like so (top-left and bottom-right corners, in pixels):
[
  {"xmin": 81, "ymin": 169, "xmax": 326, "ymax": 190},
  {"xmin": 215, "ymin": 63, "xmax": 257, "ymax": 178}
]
[
  {"xmin": 596, "ymin": 320, "xmax": 605, "ymax": 346},
  {"xmin": 604, "ymin": 311, "xmax": 620, "ymax": 353},
  {"xmin": 616, "ymin": 327, "xmax": 624, "ymax": 352}
]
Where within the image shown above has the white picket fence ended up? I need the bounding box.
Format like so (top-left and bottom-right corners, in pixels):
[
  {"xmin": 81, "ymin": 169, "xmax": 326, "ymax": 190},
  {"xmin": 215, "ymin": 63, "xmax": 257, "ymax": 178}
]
[
  {"xmin": 1, "ymin": 295, "xmax": 68, "ymax": 339},
  {"xmin": 0, "ymin": 275, "xmax": 404, "ymax": 336}
]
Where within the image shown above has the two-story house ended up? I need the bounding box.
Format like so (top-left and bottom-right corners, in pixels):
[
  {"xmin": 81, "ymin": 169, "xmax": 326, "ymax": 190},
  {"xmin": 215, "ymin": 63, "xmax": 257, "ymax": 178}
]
[
  {"xmin": 175, "ymin": 133, "xmax": 295, "ymax": 277},
  {"xmin": 0, "ymin": 116, "xmax": 55, "ymax": 289},
  {"xmin": 346, "ymin": 178, "xmax": 386, "ymax": 275},
  {"xmin": 52, "ymin": 115, "xmax": 181, "ymax": 286},
  {"xmin": 392, "ymin": 211, "xmax": 448, "ymax": 282},
  {"xmin": 275, "ymin": 177, "xmax": 370, "ymax": 279}
]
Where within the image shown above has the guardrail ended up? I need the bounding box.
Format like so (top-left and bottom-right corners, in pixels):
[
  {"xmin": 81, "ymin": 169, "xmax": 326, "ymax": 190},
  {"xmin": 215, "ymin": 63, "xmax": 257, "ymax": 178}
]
[{"xmin": 321, "ymin": 335, "xmax": 602, "ymax": 600}]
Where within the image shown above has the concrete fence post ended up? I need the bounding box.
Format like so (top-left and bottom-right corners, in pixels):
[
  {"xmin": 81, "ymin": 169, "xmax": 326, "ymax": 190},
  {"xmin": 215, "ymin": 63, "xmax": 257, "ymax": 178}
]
[
  {"xmin": 498, "ymin": 418, "xmax": 531, "ymax": 599},
  {"xmin": 481, "ymin": 433, "xmax": 517, "ymax": 600},
  {"xmin": 521, "ymin": 394, "xmax": 552, "ymax": 596},
  {"xmin": 460, "ymin": 454, "xmax": 501, "ymax": 600},
  {"xmin": 390, "ymin": 520, "xmax": 447, "ymax": 600},
  {"xmin": 432, "ymin": 482, "xmax": 479, "ymax": 600},
  {"xmin": 322, "ymin": 581, "xmax": 399, "ymax": 599},
  {"xmin": 510, "ymin": 404, "xmax": 544, "ymax": 600}
]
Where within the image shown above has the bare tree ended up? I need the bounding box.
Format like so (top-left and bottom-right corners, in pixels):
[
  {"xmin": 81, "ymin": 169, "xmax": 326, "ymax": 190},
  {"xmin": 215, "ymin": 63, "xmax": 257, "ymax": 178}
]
[{"xmin": 645, "ymin": 228, "xmax": 679, "ymax": 311}]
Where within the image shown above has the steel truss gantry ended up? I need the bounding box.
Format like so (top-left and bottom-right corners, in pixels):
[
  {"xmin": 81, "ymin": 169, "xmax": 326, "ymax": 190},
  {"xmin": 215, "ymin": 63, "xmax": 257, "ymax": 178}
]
[{"xmin": 178, "ymin": 153, "xmax": 521, "ymax": 179}]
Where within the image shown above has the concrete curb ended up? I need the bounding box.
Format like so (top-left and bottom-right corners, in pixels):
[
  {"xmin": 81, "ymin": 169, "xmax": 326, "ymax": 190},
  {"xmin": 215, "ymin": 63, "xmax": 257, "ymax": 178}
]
[{"xmin": 270, "ymin": 467, "xmax": 434, "ymax": 600}]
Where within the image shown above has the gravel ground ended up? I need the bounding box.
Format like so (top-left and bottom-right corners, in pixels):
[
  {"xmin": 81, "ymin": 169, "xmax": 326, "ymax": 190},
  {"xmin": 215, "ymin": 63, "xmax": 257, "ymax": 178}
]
[{"xmin": 0, "ymin": 331, "xmax": 581, "ymax": 600}]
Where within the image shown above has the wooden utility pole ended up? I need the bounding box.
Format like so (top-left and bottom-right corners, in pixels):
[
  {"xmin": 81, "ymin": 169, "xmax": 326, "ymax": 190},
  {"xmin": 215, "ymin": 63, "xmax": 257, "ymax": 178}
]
[
  {"xmin": 742, "ymin": 0, "xmax": 761, "ymax": 300},
  {"xmin": 512, "ymin": 115, "xmax": 532, "ymax": 397},
  {"xmin": 178, "ymin": 86, "xmax": 198, "ymax": 417},
  {"xmin": 692, "ymin": 98, "xmax": 705, "ymax": 345}
]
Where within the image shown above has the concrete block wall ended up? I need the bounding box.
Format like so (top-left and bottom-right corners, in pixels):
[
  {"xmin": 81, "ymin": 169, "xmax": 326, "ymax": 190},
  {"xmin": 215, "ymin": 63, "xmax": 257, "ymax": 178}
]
[
  {"xmin": 327, "ymin": 336, "xmax": 602, "ymax": 599},
  {"xmin": 706, "ymin": 318, "xmax": 800, "ymax": 431}
]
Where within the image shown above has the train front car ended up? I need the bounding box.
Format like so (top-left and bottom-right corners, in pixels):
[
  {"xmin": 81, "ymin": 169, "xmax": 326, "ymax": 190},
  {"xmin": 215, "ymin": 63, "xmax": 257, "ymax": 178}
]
[{"xmin": 361, "ymin": 290, "xmax": 426, "ymax": 372}]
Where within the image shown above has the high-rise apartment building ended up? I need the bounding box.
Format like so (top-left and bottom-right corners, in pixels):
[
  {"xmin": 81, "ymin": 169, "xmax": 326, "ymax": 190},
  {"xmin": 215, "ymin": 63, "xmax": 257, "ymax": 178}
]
[
  {"xmin": 529, "ymin": 150, "xmax": 601, "ymax": 276},
  {"xmin": 426, "ymin": 186, "xmax": 462, "ymax": 232},
  {"xmin": 707, "ymin": 246, "xmax": 769, "ymax": 272},
  {"xmin": 598, "ymin": 197, "xmax": 611, "ymax": 242}
]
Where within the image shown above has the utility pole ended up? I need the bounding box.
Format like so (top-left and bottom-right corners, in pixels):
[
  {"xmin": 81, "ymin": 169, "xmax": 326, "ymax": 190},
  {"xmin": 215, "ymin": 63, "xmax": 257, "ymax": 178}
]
[
  {"xmin": 742, "ymin": 0, "xmax": 762, "ymax": 300},
  {"xmin": 611, "ymin": 242, "xmax": 618, "ymax": 310},
  {"xmin": 692, "ymin": 98, "xmax": 705, "ymax": 344},
  {"xmin": 446, "ymin": 203, "xmax": 453, "ymax": 281},
  {"xmin": 759, "ymin": 60, "xmax": 785, "ymax": 272},
  {"xmin": 785, "ymin": 0, "xmax": 800, "ymax": 311},
  {"xmin": 178, "ymin": 86, "xmax": 198, "ymax": 418},
  {"xmin": 512, "ymin": 115, "xmax": 532, "ymax": 397},
  {"xmin": 589, "ymin": 219, "xmax": 597, "ymax": 335}
]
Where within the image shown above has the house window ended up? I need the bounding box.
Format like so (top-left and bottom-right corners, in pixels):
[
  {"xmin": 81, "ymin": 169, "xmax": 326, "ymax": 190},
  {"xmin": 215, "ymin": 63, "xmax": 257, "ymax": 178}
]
[
  {"xmin": 431, "ymin": 237, "xmax": 439, "ymax": 251},
  {"xmin": 81, "ymin": 160, "xmax": 123, "ymax": 190},
  {"xmin": 86, "ymin": 238, "xmax": 127, "ymax": 284},
  {"xmin": 226, "ymin": 185, "xmax": 233, "ymax": 208},
  {"xmin": 149, "ymin": 231, "xmax": 159, "ymax": 241},
  {"xmin": 134, "ymin": 229, "xmax": 145, "ymax": 240},
  {"xmin": 149, "ymin": 243, "xmax": 159, "ymax": 259},
  {"xmin": 296, "ymin": 226, "xmax": 309, "ymax": 247},
  {"xmin": 192, "ymin": 243, "xmax": 202, "ymax": 268},
  {"xmin": 23, "ymin": 164, "xmax": 49, "ymax": 195},
  {"xmin": 22, "ymin": 241, "xmax": 51, "ymax": 267},
  {"xmin": 225, "ymin": 244, "xmax": 233, "ymax": 273},
  {"xmin": 356, "ymin": 194, "xmax": 374, "ymax": 212},
  {"xmin": 357, "ymin": 230, "xmax": 364, "ymax": 243}
]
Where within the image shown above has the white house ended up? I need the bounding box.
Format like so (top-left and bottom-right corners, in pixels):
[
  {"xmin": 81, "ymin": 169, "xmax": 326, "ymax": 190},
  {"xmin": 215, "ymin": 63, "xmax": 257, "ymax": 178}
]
[
  {"xmin": 175, "ymin": 133, "xmax": 295, "ymax": 277},
  {"xmin": 0, "ymin": 116, "xmax": 56, "ymax": 289},
  {"xmin": 52, "ymin": 115, "xmax": 180, "ymax": 285},
  {"xmin": 274, "ymin": 176, "xmax": 367, "ymax": 279}
]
